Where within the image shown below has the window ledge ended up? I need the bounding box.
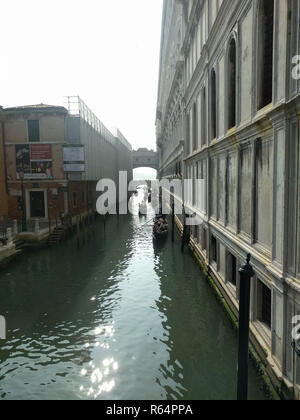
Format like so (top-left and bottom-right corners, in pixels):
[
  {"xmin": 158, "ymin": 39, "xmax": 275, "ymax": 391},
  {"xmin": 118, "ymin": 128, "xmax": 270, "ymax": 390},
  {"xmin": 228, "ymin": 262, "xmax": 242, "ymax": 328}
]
[
  {"xmin": 253, "ymin": 320, "xmax": 272, "ymax": 347},
  {"xmin": 255, "ymin": 103, "xmax": 273, "ymax": 119},
  {"xmin": 226, "ymin": 127, "xmax": 237, "ymax": 136}
]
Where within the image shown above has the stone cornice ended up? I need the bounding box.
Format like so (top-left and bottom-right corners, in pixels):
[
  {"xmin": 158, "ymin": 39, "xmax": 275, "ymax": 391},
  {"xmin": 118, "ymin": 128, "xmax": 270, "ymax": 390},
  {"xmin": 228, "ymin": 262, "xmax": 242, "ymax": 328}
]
[
  {"xmin": 183, "ymin": 99, "xmax": 298, "ymax": 161},
  {"xmin": 160, "ymin": 142, "xmax": 183, "ymax": 171},
  {"xmin": 182, "ymin": 0, "xmax": 202, "ymax": 56},
  {"xmin": 162, "ymin": 60, "xmax": 184, "ymax": 128}
]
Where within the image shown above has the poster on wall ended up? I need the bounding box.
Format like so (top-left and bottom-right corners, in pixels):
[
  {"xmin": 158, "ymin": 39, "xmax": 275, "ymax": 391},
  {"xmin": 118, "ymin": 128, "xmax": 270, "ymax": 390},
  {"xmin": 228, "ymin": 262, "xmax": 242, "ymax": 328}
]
[
  {"xmin": 63, "ymin": 147, "xmax": 85, "ymax": 163},
  {"xmin": 16, "ymin": 145, "xmax": 30, "ymax": 175},
  {"xmin": 63, "ymin": 146, "xmax": 85, "ymax": 172},
  {"xmin": 31, "ymin": 161, "xmax": 53, "ymax": 179},
  {"xmin": 16, "ymin": 144, "xmax": 53, "ymax": 179}
]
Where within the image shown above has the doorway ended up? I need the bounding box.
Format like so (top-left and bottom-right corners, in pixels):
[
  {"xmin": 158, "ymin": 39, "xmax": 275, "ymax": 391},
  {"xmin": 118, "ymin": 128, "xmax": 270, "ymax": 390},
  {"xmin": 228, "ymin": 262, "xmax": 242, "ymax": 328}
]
[{"xmin": 29, "ymin": 191, "xmax": 46, "ymax": 218}]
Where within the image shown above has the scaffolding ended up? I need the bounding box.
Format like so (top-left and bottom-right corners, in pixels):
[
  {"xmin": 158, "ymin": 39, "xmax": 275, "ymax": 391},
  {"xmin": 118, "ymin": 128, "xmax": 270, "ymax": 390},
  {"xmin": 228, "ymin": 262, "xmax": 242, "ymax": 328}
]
[
  {"xmin": 115, "ymin": 128, "xmax": 132, "ymax": 151},
  {"xmin": 64, "ymin": 96, "xmax": 115, "ymax": 146}
]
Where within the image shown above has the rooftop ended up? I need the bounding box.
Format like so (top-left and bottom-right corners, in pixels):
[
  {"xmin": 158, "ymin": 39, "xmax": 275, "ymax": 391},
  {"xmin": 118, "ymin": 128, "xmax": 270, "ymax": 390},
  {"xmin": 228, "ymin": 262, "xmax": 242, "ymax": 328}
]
[{"xmin": 3, "ymin": 104, "xmax": 68, "ymax": 114}]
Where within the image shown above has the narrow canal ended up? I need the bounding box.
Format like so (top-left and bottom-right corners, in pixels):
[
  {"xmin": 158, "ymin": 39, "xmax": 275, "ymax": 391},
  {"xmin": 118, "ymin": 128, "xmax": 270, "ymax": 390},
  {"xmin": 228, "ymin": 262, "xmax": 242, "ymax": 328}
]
[{"xmin": 0, "ymin": 205, "xmax": 267, "ymax": 400}]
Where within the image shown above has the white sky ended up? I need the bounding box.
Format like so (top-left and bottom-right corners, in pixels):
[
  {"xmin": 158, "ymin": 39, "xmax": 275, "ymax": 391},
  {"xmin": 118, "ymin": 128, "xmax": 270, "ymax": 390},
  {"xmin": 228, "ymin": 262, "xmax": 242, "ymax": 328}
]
[{"xmin": 0, "ymin": 0, "xmax": 163, "ymax": 151}]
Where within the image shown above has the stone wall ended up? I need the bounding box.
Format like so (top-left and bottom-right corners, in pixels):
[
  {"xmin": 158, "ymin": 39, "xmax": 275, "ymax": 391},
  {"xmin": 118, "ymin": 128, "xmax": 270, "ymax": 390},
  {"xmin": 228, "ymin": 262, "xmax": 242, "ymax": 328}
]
[{"xmin": 157, "ymin": 0, "xmax": 300, "ymax": 399}]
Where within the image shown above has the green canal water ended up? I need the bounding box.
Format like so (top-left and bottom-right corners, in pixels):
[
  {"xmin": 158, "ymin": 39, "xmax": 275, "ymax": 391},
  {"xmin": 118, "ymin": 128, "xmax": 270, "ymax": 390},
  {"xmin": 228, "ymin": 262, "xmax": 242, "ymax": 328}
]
[{"xmin": 0, "ymin": 212, "xmax": 268, "ymax": 400}]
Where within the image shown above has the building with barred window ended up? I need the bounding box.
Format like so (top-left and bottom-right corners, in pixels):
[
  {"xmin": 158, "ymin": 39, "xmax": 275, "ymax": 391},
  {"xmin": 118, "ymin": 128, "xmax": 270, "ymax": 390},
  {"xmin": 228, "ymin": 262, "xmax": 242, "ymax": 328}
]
[{"xmin": 156, "ymin": 0, "xmax": 300, "ymax": 399}]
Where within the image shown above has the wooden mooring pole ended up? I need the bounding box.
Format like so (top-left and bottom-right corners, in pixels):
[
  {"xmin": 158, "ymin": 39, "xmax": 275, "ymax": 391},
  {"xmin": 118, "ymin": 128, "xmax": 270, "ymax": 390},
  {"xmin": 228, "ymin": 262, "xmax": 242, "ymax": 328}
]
[
  {"xmin": 76, "ymin": 216, "xmax": 80, "ymax": 249},
  {"xmin": 172, "ymin": 199, "xmax": 175, "ymax": 243},
  {"xmin": 181, "ymin": 206, "xmax": 186, "ymax": 253},
  {"xmin": 237, "ymin": 254, "xmax": 255, "ymax": 401}
]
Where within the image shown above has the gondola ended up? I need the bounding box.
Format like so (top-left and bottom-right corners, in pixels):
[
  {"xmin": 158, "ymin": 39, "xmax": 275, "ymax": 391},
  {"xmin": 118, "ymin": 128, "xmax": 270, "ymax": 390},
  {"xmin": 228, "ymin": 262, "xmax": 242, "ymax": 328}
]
[{"xmin": 153, "ymin": 216, "xmax": 168, "ymax": 240}]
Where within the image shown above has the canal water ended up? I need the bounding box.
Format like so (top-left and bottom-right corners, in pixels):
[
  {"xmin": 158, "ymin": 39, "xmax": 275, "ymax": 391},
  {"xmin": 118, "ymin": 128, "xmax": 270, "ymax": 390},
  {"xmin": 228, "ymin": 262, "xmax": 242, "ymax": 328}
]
[{"xmin": 0, "ymin": 199, "xmax": 267, "ymax": 400}]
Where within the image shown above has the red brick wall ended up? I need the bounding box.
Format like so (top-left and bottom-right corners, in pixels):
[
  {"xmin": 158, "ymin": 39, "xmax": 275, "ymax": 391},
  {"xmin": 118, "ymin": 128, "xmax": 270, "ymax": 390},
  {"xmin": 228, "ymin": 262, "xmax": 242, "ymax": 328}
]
[
  {"xmin": 8, "ymin": 182, "xmax": 65, "ymax": 221},
  {"xmin": 68, "ymin": 181, "xmax": 95, "ymax": 217},
  {"xmin": 7, "ymin": 180, "xmax": 96, "ymax": 221}
]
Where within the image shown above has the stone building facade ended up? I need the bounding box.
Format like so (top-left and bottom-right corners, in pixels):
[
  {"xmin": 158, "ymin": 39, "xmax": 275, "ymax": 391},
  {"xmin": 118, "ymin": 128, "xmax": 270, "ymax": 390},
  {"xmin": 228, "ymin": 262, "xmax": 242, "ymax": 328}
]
[
  {"xmin": 3, "ymin": 99, "xmax": 133, "ymax": 226},
  {"xmin": 4, "ymin": 105, "xmax": 69, "ymax": 223},
  {"xmin": 156, "ymin": 0, "xmax": 300, "ymax": 399}
]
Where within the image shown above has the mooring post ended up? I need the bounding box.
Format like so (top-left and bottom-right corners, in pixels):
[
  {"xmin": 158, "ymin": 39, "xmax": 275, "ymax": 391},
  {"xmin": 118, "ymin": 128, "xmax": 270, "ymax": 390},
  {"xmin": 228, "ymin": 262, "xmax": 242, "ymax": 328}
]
[
  {"xmin": 76, "ymin": 216, "xmax": 80, "ymax": 249},
  {"xmin": 172, "ymin": 198, "xmax": 175, "ymax": 243},
  {"xmin": 237, "ymin": 253, "xmax": 255, "ymax": 401},
  {"xmin": 81, "ymin": 216, "xmax": 85, "ymax": 246},
  {"xmin": 93, "ymin": 212, "xmax": 96, "ymax": 236},
  {"xmin": 181, "ymin": 205, "xmax": 186, "ymax": 253}
]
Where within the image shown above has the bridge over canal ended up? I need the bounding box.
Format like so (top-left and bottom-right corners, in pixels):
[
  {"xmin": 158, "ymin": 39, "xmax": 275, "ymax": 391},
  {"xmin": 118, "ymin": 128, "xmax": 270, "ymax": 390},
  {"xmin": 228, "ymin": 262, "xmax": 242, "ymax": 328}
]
[{"xmin": 132, "ymin": 148, "xmax": 158, "ymax": 171}]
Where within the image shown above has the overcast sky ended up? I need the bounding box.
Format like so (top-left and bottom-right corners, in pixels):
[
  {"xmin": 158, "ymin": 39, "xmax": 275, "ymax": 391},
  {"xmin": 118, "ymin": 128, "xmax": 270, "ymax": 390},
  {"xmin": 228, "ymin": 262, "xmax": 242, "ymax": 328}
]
[{"xmin": 0, "ymin": 0, "xmax": 163, "ymax": 152}]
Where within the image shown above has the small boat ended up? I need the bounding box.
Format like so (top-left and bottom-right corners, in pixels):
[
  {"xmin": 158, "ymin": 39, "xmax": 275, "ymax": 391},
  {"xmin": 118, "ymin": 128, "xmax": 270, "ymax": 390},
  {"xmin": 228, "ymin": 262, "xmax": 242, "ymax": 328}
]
[{"xmin": 153, "ymin": 216, "xmax": 168, "ymax": 240}]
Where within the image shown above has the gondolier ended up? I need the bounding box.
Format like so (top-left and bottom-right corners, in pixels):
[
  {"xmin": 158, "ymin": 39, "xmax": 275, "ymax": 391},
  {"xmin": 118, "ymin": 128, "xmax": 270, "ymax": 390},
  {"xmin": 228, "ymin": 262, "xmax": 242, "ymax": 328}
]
[{"xmin": 153, "ymin": 216, "xmax": 168, "ymax": 240}]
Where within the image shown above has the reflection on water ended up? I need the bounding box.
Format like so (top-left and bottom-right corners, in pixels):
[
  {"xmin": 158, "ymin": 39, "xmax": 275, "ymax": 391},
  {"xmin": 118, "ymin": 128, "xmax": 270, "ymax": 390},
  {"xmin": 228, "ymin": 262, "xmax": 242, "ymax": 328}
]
[{"xmin": 0, "ymin": 198, "xmax": 267, "ymax": 400}]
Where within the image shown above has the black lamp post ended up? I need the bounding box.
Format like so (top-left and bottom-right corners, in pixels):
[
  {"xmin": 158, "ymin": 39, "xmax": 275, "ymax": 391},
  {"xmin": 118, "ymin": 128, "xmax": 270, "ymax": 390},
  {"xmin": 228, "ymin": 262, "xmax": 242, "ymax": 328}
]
[
  {"xmin": 19, "ymin": 170, "xmax": 27, "ymax": 232},
  {"xmin": 237, "ymin": 254, "xmax": 255, "ymax": 401}
]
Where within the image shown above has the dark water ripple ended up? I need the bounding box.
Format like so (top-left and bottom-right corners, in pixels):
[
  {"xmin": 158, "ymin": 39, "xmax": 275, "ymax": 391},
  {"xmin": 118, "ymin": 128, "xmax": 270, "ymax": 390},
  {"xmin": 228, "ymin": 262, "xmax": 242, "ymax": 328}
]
[{"xmin": 0, "ymin": 200, "xmax": 267, "ymax": 400}]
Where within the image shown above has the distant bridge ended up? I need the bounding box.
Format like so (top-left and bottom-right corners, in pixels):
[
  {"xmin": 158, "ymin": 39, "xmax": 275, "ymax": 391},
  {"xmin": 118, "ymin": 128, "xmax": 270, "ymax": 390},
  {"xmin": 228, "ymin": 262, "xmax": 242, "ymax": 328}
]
[{"xmin": 132, "ymin": 148, "xmax": 158, "ymax": 171}]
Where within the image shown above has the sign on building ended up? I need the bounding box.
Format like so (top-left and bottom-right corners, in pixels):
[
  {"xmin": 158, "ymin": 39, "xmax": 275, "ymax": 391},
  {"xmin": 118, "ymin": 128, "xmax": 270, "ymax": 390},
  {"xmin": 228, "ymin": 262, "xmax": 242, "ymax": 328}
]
[
  {"xmin": 16, "ymin": 144, "xmax": 53, "ymax": 179},
  {"xmin": 30, "ymin": 144, "xmax": 52, "ymax": 160},
  {"xmin": 63, "ymin": 146, "xmax": 85, "ymax": 172}
]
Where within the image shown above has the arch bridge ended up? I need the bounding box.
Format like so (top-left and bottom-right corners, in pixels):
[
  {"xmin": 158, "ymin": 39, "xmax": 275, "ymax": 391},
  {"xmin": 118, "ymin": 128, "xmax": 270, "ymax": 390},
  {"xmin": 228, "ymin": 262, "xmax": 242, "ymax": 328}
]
[{"xmin": 132, "ymin": 148, "xmax": 158, "ymax": 171}]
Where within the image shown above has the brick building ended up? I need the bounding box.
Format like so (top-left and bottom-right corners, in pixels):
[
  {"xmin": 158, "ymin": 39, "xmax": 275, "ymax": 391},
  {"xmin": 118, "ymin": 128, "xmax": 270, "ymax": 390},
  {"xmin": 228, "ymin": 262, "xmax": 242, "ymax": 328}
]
[{"xmin": 3, "ymin": 99, "xmax": 133, "ymax": 227}]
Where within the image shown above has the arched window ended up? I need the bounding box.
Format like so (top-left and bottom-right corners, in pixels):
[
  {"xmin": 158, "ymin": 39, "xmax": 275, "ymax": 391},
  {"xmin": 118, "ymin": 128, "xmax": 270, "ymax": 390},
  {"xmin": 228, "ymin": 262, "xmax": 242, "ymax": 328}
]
[
  {"xmin": 211, "ymin": 68, "xmax": 217, "ymax": 140},
  {"xmin": 257, "ymin": 0, "xmax": 274, "ymax": 110},
  {"xmin": 228, "ymin": 38, "xmax": 237, "ymax": 130}
]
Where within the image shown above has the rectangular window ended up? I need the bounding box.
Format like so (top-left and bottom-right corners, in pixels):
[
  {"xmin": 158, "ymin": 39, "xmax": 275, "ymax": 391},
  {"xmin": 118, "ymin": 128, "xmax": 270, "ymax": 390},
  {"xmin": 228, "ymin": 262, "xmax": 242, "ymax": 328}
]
[
  {"xmin": 228, "ymin": 253, "xmax": 237, "ymax": 286},
  {"xmin": 257, "ymin": 280, "xmax": 272, "ymax": 329},
  {"xmin": 228, "ymin": 39, "xmax": 237, "ymax": 129},
  {"xmin": 28, "ymin": 120, "xmax": 40, "ymax": 142},
  {"xmin": 258, "ymin": 0, "xmax": 274, "ymax": 110},
  {"xmin": 73, "ymin": 192, "xmax": 78, "ymax": 209},
  {"xmin": 201, "ymin": 87, "xmax": 207, "ymax": 146},
  {"xmin": 211, "ymin": 235, "xmax": 218, "ymax": 264},
  {"xmin": 201, "ymin": 227, "xmax": 207, "ymax": 251},
  {"xmin": 193, "ymin": 102, "xmax": 198, "ymax": 151},
  {"xmin": 186, "ymin": 113, "xmax": 190, "ymax": 156},
  {"xmin": 193, "ymin": 164, "xmax": 198, "ymax": 206}
]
